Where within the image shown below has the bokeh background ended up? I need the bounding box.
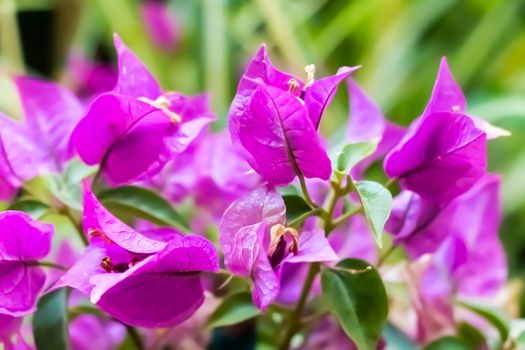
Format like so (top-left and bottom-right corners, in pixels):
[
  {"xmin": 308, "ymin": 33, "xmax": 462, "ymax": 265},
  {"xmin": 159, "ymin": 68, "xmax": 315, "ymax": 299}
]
[{"xmin": 1, "ymin": 0, "xmax": 525, "ymax": 312}]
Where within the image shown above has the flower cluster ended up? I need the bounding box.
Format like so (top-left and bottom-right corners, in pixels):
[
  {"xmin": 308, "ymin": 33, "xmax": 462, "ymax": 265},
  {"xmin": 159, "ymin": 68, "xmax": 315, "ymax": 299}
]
[{"xmin": 0, "ymin": 33, "xmax": 513, "ymax": 350}]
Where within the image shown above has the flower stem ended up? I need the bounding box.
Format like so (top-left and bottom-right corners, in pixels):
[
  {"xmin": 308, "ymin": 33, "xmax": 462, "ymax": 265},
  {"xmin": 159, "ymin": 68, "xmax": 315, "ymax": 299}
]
[
  {"xmin": 288, "ymin": 208, "xmax": 322, "ymax": 227},
  {"xmin": 277, "ymin": 262, "xmax": 320, "ymax": 350},
  {"xmin": 27, "ymin": 261, "xmax": 67, "ymax": 270},
  {"xmin": 125, "ymin": 324, "xmax": 144, "ymax": 350},
  {"xmin": 298, "ymin": 174, "xmax": 319, "ymax": 209},
  {"xmin": 377, "ymin": 245, "xmax": 397, "ymax": 267},
  {"xmin": 331, "ymin": 205, "xmax": 362, "ymax": 228}
]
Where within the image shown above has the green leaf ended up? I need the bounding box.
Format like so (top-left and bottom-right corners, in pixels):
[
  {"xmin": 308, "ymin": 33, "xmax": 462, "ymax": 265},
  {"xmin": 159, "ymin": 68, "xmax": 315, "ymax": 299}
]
[
  {"xmin": 283, "ymin": 195, "xmax": 311, "ymax": 223},
  {"xmin": 354, "ymin": 181, "xmax": 392, "ymax": 248},
  {"xmin": 33, "ymin": 288, "xmax": 69, "ymax": 350},
  {"xmin": 423, "ymin": 336, "xmax": 470, "ymax": 350},
  {"xmin": 207, "ymin": 291, "xmax": 260, "ymax": 329},
  {"xmin": 321, "ymin": 258, "xmax": 388, "ymax": 350},
  {"xmin": 457, "ymin": 300, "xmax": 510, "ymax": 343},
  {"xmin": 456, "ymin": 322, "xmax": 486, "ymax": 349},
  {"xmin": 63, "ymin": 158, "xmax": 98, "ymax": 185},
  {"xmin": 8, "ymin": 199, "xmax": 49, "ymax": 219},
  {"xmin": 97, "ymin": 186, "xmax": 190, "ymax": 232},
  {"xmin": 45, "ymin": 159, "xmax": 97, "ymax": 210},
  {"xmin": 383, "ymin": 323, "xmax": 418, "ymax": 350},
  {"xmin": 333, "ymin": 141, "xmax": 378, "ymax": 178}
]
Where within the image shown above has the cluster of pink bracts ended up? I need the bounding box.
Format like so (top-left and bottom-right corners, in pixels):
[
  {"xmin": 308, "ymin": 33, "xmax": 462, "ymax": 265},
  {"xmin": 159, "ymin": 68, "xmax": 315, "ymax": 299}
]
[{"xmin": 0, "ymin": 30, "xmax": 511, "ymax": 350}]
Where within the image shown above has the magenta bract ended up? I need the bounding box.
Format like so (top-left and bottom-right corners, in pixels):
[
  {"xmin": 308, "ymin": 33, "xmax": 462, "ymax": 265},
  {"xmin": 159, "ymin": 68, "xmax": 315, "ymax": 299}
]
[
  {"xmin": 58, "ymin": 184, "xmax": 219, "ymax": 327},
  {"xmin": 219, "ymin": 186, "xmax": 337, "ymax": 310},
  {"xmin": 384, "ymin": 58, "xmax": 487, "ymax": 203},
  {"xmin": 0, "ymin": 211, "xmax": 53, "ymax": 317},
  {"xmin": 229, "ymin": 45, "xmax": 356, "ymax": 185},
  {"xmin": 72, "ymin": 34, "xmax": 214, "ymax": 185}
]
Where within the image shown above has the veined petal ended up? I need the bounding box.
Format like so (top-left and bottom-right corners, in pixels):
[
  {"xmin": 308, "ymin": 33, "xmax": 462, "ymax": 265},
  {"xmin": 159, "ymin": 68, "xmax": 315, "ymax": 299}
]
[
  {"xmin": 0, "ymin": 211, "xmax": 53, "ymax": 261},
  {"xmin": 384, "ymin": 111, "xmax": 486, "ymax": 202},
  {"xmin": 89, "ymin": 234, "xmax": 218, "ymax": 327},
  {"xmin": 72, "ymin": 93, "xmax": 174, "ymax": 184},
  {"xmin": 304, "ymin": 66, "xmax": 359, "ymax": 129},
  {"xmin": 219, "ymin": 186, "xmax": 285, "ymax": 274},
  {"xmin": 234, "ymin": 85, "xmax": 331, "ymax": 184},
  {"xmin": 82, "ymin": 183, "xmax": 168, "ymax": 254}
]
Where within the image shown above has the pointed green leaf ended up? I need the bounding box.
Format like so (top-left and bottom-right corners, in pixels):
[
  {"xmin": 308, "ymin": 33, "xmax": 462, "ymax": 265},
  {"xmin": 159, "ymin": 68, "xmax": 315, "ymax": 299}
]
[
  {"xmin": 354, "ymin": 181, "xmax": 392, "ymax": 248},
  {"xmin": 283, "ymin": 195, "xmax": 311, "ymax": 223},
  {"xmin": 457, "ymin": 300, "xmax": 510, "ymax": 343},
  {"xmin": 97, "ymin": 186, "xmax": 190, "ymax": 232},
  {"xmin": 207, "ymin": 292, "xmax": 260, "ymax": 329},
  {"xmin": 333, "ymin": 141, "xmax": 378, "ymax": 176},
  {"xmin": 423, "ymin": 336, "xmax": 470, "ymax": 350},
  {"xmin": 33, "ymin": 288, "xmax": 69, "ymax": 350},
  {"xmin": 321, "ymin": 259, "xmax": 388, "ymax": 350},
  {"xmin": 8, "ymin": 199, "xmax": 49, "ymax": 219}
]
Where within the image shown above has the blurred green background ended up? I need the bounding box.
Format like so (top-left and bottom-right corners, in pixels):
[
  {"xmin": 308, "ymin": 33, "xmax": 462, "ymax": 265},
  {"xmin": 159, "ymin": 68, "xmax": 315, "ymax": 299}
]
[{"xmin": 1, "ymin": 0, "xmax": 525, "ymax": 309}]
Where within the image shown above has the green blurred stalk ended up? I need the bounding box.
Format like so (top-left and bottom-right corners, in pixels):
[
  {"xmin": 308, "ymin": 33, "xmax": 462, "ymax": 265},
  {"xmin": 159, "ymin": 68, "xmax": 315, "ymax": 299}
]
[
  {"xmin": 0, "ymin": 0, "xmax": 24, "ymax": 73},
  {"xmin": 202, "ymin": 0, "xmax": 229, "ymax": 122}
]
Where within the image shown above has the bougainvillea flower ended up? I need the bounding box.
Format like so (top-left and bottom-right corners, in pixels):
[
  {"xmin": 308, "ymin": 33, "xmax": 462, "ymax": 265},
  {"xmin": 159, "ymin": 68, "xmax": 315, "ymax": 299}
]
[
  {"xmin": 219, "ymin": 186, "xmax": 338, "ymax": 310},
  {"xmin": 384, "ymin": 58, "xmax": 488, "ymax": 202},
  {"xmin": 72, "ymin": 34, "xmax": 214, "ymax": 184},
  {"xmin": 0, "ymin": 78, "xmax": 84, "ymax": 199},
  {"xmin": 58, "ymin": 184, "xmax": 219, "ymax": 327},
  {"xmin": 0, "ymin": 211, "xmax": 53, "ymax": 316},
  {"xmin": 384, "ymin": 110, "xmax": 486, "ymax": 203},
  {"xmin": 230, "ymin": 84, "xmax": 332, "ymax": 185},
  {"xmin": 229, "ymin": 44, "xmax": 357, "ymax": 185},
  {"xmin": 304, "ymin": 66, "xmax": 359, "ymax": 129},
  {"xmin": 346, "ymin": 79, "xmax": 405, "ymax": 179},
  {"xmin": 71, "ymin": 94, "xmax": 177, "ymax": 185},
  {"xmin": 140, "ymin": 1, "xmax": 180, "ymax": 52}
]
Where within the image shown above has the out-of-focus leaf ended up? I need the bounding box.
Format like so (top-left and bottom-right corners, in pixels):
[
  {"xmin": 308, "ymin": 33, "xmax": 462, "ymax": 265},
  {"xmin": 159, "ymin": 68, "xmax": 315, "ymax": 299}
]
[
  {"xmin": 33, "ymin": 288, "xmax": 69, "ymax": 350},
  {"xmin": 423, "ymin": 336, "xmax": 470, "ymax": 350},
  {"xmin": 8, "ymin": 199, "xmax": 49, "ymax": 219},
  {"xmin": 97, "ymin": 186, "xmax": 190, "ymax": 232},
  {"xmin": 456, "ymin": 322, "xmax": 486, "ymax": 349},
  {"xmin": 283, "ymin": 195, "xmax": 311, "ymax": 223},
  {"xmin": 354, "ymin": 181, "xmax": 392, "ymax": 248},
  {"xmin": 383, "ymin": 323, "xmax": 417, "ymax": 350},
  {"xmin": 457, "ymin": 300, "xmax": 510, "ymax": 343},
  {"xmin": 321, "ymin": 258, "xmax": 388, "ymax": 350},
  {"xmin": 207, "ymin": 291, "xmax": 259, "ymax": 329}
]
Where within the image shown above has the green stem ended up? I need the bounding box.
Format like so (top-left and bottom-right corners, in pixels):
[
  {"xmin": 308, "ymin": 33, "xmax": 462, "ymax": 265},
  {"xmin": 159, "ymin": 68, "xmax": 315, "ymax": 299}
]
[
  {"xmin": 288, "ymin": 208, "xmax": 322, "ymax": 227},
  {"xmin": 377, "ymin": 245, "xmax": 397, "ymax": 267},
  {"xmin": 277, "ymin": 262, "xmax": 320, "ymax": 350},
  {"xmin": 27, "ymin": 261, "xmax": 67, "ymax": 270},
  {"xmin": 331, "ymin": 206, "xmax": 362, "ymax": 228},
  {"xmin": 298, "ymin": 174, "xmax": 318, "ymax": 209},
  {"xmin": 124, "ymin": 324, "xmax": 144, "ymax": 350}
]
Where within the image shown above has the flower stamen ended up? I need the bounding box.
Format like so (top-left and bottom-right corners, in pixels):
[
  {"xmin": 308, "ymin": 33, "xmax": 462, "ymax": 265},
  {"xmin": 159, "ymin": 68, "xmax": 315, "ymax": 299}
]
[{"xmin": 138, "ymin": 95, "xmax": 182, "ymax": 123}]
